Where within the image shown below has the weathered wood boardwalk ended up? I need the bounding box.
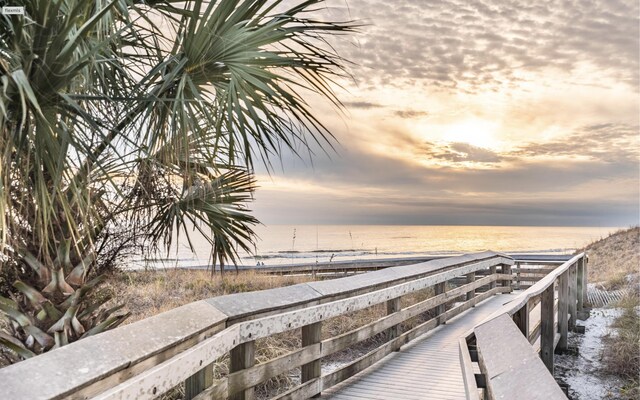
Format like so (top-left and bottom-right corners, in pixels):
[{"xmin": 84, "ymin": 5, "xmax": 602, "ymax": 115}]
[
  {"xmin": 322, "ymin": 292, "xmax": 520, "ymax": 400},
  {"xmin": 0, "ymin": 251, "xmax": 586, "ymax": 400}
]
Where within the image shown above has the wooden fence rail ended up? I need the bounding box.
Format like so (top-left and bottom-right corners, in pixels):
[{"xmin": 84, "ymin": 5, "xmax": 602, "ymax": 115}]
[
  {"xmin": 0, "ymin": 252, "xmax": 514, "ymax": 400},
  {"xmin": 459, "ymin": 253, "xmax": 588, "ymax": 400}
]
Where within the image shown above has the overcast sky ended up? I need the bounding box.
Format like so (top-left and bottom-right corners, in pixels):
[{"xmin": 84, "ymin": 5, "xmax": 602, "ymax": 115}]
[{"xmin": 252, "ymin": 0, "xmax": 639, "ymax": 227}]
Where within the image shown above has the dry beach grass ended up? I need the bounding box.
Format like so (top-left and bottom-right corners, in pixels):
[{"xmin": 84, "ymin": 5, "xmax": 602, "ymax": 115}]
[
  {"xmin": 577, "ymin": 226, "xmax": 639, "ymax": 287},
  {"xmin": 104, "ymin": 269, "xmax": 314, "ymax": 323}
]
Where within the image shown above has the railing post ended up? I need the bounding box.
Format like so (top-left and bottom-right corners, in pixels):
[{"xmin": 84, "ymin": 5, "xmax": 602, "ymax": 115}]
[
  {"xmin": 569, "ymin": 264, "xmax": 577, "ymax": 330},
  {"xmin": 465, "ymin": 272, "xmax": 475, "ymax": 302},
  {"xmin": 489, "ymin": 265, "xmax": 497, "ymax": 290},
  {"xmin": 577, "ymin": 257, "xmax": 585, "ymax": 311},
  {"xmin": 513, "ymin": 303, "xmax": 529, "ymax": 337},
  {"xmin": 515, "ymin": 261, "xmax": 521, "ymax": 289},
  {"xmin": 540, "ymin": 284, "xmax": 555, "ymax": 373},
  {"xmin": 557, "ymin": 270, "xmax": 569, "ymax": 352},
  {"xmin": 435, "ymin": 282, "xmax": 447, "ymax": 324},
  {"xmin": 582, "ymin": 256, "xmax": 589, "ymax": 306},
  {"xmin": 386, "ymin": 297, "xmax": 401, "ymax": 350},
  {"xmin": 230, "ymin": 341, "xmax": 256, "ymax": 400},
  {"xmin": 185, "ymin": 364, "xmax": 214, "ymax": 400},
  {"xmin": 301, "ymin": 321, "xmax": 322, "ymax": 397},
  {"xmin": 501, "ymin": 263, "xmax": 512, "ymax": 292}
]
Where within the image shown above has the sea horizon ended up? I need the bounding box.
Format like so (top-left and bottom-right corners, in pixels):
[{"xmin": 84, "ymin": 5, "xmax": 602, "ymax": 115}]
[{"xmin": 133, "ymin": 224, "xmax": 622, "ymax": 270}]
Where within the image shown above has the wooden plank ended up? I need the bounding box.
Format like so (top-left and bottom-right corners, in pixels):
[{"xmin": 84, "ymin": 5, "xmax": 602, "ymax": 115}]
[
  {"xmin": 582, "ymin": 256, "xmax": 589, "ymax": 306},
  {"xmin": 459, "ymin": 338, "xmax": 481, "ymax": 400},
  {"xmin": 386, "ymin": 297, "xmax": 401, "ymax": 347},
  {"xmin": 230, "ymin": 341, "xmax": 256, "ymax": 400},
  {"xmin": 568, "ymin": 264, "xmax": 577, "ymax": 330},
  {"xmin": 185, "ymin": 363, "xmax": 213, "ymax": 400},
  {"xmin": 512, "ymin": 267, "xmax": 556, "ymax": 274},
  {"xmin": 206, "ymin": 284, "xmax": 323, "ymax": 323},
  {"xmin": 302, "ymin": 322, "xmax": 322, "ymax": 398},
  {"xmin": 489, "ymin": 266, "xmax": 497, "ymax": 290},
  {"xmin": 475, "ymin": 314, "xmax": 567, "ymax": 400},
  {"xmin": 577, "ymin": 258, "xmax": 584, "ymax": 311},
  {"xmin": 466, "ymin": 272, "xmax": 475, "ymax": 301},
  {"xmin": 501, "ymin": 264, "xmax": 512, "ymax": 291},
  {"xmin": 331, "ymin": 381, "xmax": 464, "ymax": 399},
  {"xmin": 273, "ymin": 378, "xmax": 320, "ymax": 400},
  {"xmin": 434, "ymin": 282, "xmax": 447, "ymax": 323},
  {"xmin": 513, "ymin": 303, "xmax": 529, "ymax": 337},
  {"xmin": 93, "ymin": 325, "xmax": 241, "ymax": 400},
  {"xmin": 192, "ymin": 378, "xmax": 228, "ymax": 400},
  {"xmin": 227, "ymin": 344, "xmax": 320, "ymax": 397},
  {"xmin": 557, "ymin": 271, "xmax": 569, "ymax": 352},
  {"xmin": 540, "ymin": 284, "xmax": 555, "ymax": 373}
]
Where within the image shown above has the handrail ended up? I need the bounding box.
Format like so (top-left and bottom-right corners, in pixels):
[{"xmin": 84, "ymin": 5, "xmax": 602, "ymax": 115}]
[
  {"xmin": 485, "ymin": 252, "xmax": 584, "ymax": 320},
  {"xmin": 250, "ymin": 254, "xmax": 571, "ymax": 276},
  {"xmin": 460, "ymin": 252, "xmax": 588, "ymax": 400},
  {"xmin": 0, "ymin": 251, "xmax": 514, "ymax": 400}
]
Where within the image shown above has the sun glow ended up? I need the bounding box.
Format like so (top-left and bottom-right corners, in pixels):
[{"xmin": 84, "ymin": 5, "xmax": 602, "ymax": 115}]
[{"xmin": 442, "ymin": 118, "xmax": 501, "ymax": 149}]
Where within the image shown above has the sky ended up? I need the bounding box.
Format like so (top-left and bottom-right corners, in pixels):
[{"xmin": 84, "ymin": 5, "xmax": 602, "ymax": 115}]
[{"xmin": 252, "ymin": 0, "xmax": 640, "ymax": 227}]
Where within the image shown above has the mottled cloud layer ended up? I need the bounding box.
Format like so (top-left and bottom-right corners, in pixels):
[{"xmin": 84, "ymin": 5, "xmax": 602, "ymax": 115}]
[
  {"xmin": 327, "ymin": 0, "xmax": 639, "ymax": 91},
  {"xmin": 253, "ymin": 0, "xmax": 640, "ymax": 227}
]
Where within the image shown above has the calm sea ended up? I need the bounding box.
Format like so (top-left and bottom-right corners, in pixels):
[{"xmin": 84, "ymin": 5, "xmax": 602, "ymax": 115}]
[{"xmin": 134, "ymin": 225, "xmax": 619, "ymax": 269}]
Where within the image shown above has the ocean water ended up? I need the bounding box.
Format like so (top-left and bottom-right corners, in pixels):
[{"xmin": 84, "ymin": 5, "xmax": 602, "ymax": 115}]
[{"xmin": 134, "ymin": 225, "xmax": 619, "ymax": 269}]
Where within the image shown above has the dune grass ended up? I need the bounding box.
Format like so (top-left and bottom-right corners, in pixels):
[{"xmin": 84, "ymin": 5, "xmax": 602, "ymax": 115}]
[
  {"xmin": 577, "ymin": 226, "xmax": 639, "ymax": 287},
  {"xmin": 603, "ymin": 291, "xmax": 640, "ymax": 399},
  {"xmin": 104, "ymin": 269, "xmax": 314, "ymax": 323}
]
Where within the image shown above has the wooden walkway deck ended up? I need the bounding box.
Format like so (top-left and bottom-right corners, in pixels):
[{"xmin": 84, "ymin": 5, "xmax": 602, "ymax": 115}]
[{"xmin": 322, "ymin": 292, "xmax": 521, "ymax": 400}]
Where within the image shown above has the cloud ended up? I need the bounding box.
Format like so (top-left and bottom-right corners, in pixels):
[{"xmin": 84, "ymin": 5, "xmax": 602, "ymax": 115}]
[
  {"xmin": 423, "ymin": 142, "xmax": 502, "ymax": 163},
  {"xmin": 343, "ymin": 101, "xmax": 384, "ymax": 109},
  {"xmin": 394, "ymin": 109, "xmax": 429, "ymax": 118},
  {"xmin": 326, "ymin": 0, "xmax": 639, "ymax": 91},
  {"xmin": 513, "ymin": 123, "xmax": 639, "ymax": 161}
]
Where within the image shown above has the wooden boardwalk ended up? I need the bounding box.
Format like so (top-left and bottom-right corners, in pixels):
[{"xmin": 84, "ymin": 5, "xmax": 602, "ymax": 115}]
[
  {"xmin": 322, "ymin": 292, "xmax": 521, "ymax": 400},
  {"xmin": 1, "ymin": 252, "xmax": 585, "ymax": 400}
]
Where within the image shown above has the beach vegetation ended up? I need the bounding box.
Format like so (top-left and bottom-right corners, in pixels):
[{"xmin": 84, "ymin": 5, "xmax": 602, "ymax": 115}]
[
  {"xmin": 603, "ymin": 291, "xmax": 640, "ymax": 399},
  {"xmin": 0, "ymin": 0, "xmax": 354, "ymax": 360}
]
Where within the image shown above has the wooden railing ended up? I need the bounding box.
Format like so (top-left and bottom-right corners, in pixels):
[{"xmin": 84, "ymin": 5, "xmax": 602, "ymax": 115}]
[
  {"xmin": 459, "ymin": 253, "xmax": 588, "ymax": 400},
  {"xmin": 249, "ymin": 254, "xmax": 569, "ymax": 277},
  {"xmin": 0, "ymin": 251, "xmax": 514, "ymax": 400}
]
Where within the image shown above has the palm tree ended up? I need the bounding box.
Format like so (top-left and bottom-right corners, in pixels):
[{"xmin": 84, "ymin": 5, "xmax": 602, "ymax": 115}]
[{"xmin": 0, "ymin": 0, "xmax": 354, "ymax": 360}]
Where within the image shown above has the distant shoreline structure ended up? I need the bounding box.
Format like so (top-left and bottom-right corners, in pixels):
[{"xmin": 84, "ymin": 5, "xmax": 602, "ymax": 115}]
[{"xmin": 133, "ymin": 251, "xmax": 574, "ymax": 271}]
